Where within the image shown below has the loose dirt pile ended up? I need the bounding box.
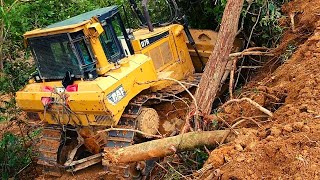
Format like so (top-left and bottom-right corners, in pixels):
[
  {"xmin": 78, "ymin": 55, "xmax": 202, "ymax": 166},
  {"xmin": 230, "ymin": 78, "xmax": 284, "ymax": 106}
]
[{"xmin": 200, "ymin": 0, "xmax": 320, "ymax": 179}]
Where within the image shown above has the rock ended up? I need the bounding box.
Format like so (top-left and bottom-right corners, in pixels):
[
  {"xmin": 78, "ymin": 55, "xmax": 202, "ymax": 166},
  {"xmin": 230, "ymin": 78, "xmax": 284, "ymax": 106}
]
[
  {"xmin": 266, "ymin": 135, "xmax": 275, "ymax": 141},
  {"xmin": 302, "ymin": 125, "xmax": 311, "ymax": 132},
  {"xmin": 236, "ymin": 155, "xmax": 245, "ymax": 162},
  {"xmin": 257, "ymin": 130, "xmax": 268, "ymax": 139},
  {"xmin": 247, "ymin": 141, "xmax": 257, "ymax": 150},
  {"xmin": 224, "ymin": 155, "xmax": 232, "ymax": 162},
  {"xmin": 293, "ymin": 122, "xmax": 304, "ymax": 131},
  {"xmin": 270, "ymin": 127, "xmax": 282, "ymax": 137},
  {"xmin": 234, "ymin": 144, "xmax": 244, "ymax": 151},
  {"xmin": 283, "ymin": 124, "xmax": 293, "ymax": 132}
]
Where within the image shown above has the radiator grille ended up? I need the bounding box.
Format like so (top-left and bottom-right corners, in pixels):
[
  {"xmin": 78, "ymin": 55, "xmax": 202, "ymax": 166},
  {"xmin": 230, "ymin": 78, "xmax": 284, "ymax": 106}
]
[
  {"xmin": 146, "ymin": 40, "xmax": 173, "ymax": 70},
  {"xmin": 94, "ymin": 115, "xmax": 112, "ymax": 123},
  {"xmin": 160, "ymin": 41, "xmax": 173, "ymax": 64}
]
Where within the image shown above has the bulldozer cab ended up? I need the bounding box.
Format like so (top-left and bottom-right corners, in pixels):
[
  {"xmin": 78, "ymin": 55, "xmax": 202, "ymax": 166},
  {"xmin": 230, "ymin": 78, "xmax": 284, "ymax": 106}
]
[{"xmin": 25, "ymin": 6, "xmax": 133, "ymax": 81}]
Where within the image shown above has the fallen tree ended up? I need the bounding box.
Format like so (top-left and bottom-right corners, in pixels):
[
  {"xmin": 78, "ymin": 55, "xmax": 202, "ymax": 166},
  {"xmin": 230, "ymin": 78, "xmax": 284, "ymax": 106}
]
[{"xmin": 103, "ymin": 130, "xmax": 234, "ymax": 164}]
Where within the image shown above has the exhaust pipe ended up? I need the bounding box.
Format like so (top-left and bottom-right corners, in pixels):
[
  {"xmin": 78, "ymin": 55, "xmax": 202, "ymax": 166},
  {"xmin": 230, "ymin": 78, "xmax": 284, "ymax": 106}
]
[{"xmin": 142, "ymin": 0, "xmax": 154, "ymax": 32}]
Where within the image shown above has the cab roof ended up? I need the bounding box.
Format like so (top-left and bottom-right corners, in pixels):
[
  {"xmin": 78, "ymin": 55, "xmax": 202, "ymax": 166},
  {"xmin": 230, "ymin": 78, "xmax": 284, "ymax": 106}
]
[
  {"xmin": 45, "ymin": 6, "xmax": 119, "ymax": 29},
  {"xmin": 24, "ymin": 6, "xmax": 119, "ymax": 38}
]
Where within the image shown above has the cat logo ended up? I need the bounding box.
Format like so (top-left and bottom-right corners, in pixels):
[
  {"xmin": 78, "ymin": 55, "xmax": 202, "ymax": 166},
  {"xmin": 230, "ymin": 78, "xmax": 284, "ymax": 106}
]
[{"xmin": 107, "ymin": 85, "xmax": 126, "ymax": 105}]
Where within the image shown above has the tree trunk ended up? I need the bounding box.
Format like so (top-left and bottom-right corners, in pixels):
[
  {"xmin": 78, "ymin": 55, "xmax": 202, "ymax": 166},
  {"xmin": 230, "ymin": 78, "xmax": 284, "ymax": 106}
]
[
  {"xmin": 103, "ymin": 130, "xmax": 234, "ymax": 164},
  {"xmin": 0, "ymin": 0, "xmax": 4, "ymax": 72},
  {"xmin": 0, "ymin": 17, "xmax": 4, "ymax": 73},
  {"xmin": 194, "ymin": 0, "xmax": 244, "ymax": 115}
]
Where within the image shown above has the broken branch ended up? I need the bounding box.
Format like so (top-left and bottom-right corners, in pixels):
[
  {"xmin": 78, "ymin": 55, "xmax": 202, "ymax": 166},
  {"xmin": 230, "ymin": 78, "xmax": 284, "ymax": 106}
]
[{"xmin": 221, "ymin": 98, "xmax": 273, "ymax": 117}]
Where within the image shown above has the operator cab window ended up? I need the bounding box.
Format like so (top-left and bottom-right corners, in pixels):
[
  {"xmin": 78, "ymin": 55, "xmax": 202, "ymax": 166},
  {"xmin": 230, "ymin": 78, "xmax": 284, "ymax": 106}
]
[
  {"xmin": 99, "ymin": 25, "xmax": 121, "ymax": 63},
  {"xmin": 29, "ymin": 33, "xmax": 82, "ymax": 79},
  {"xmin": 75, "ymin": 39, "xmax": 94, "ymax": 69},
  {"xmin": 99, "ymin": 14, "xmax": 131, "ymax": 63},
  {"xmin": 70, "ymin": 31, "xmax": 97, "ymax": 79}
]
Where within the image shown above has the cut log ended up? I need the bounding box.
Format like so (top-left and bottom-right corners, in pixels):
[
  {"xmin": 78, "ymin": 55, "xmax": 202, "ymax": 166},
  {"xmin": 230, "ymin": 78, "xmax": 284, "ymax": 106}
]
[
  {"xmin": 103, "ymin": 130, "xmax": 234, "ymax": 164},
  {"xmin": 194, "ymin": 0, "xmax": 244, "ymax": 115}
]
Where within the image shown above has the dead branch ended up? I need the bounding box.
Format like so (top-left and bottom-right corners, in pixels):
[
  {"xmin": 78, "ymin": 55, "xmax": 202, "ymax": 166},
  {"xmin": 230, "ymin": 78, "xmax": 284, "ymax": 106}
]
[
  {"xmin": 167, "ymin": 162, "xmax": 189, "ymax": 180},
  {"xmin": 243, "ymin": 47, "xmax": 271, "ymax": 52},
  {"xmin": 246, "ymin": 7, "xmax": 262, "ymax": 49},
  {"xmin": 217, "ymin": 115, "xmax": 239, "ymax": 135},
  {"xmin": 290, "ymin": 13, "xmax": 296, "ymax": 32},
  {"xmin": 229, "ymin": 51, "xmax": 274, "ymax": 58},
  {"xmin": 238, "ymin": 66, "xmax": 262, "ymax": 69},
  {"xmin": 221, "ymin": 98, "xmax": 273, "ymax": 117},
  {"xmin": 163, "ymin": 77, "xmax": 199, "ymax": 117},
  {"xmin": 232, "ymin": 116, "xmax": 263, "ymax": 128},
  {"xmin": 229, "ymin": 57, "xmax": 238, "ymax": 99}
]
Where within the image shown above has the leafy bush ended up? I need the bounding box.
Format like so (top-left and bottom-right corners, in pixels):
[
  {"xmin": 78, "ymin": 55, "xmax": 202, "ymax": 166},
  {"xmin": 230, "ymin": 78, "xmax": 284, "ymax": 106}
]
[
  {"xmin": 178, "ymin": 0, "xmax": 286, "ymax": 47},
  {"xmin": 0, "ymin": 60, "xmax": 34, "ymax": 93},
  {"xmin": 0, "ymin": 133, "xmax": 33, "ymax": 180},
  {"xmin": 0, "ymin": 115, "xmax": 5, "ymax": 122}
]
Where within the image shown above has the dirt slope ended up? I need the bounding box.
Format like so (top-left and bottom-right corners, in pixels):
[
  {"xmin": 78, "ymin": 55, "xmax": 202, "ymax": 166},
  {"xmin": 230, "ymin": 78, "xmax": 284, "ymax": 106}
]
[{"xmin": 200, "ymin": 0, "xmax": 320, "ymax": 179}]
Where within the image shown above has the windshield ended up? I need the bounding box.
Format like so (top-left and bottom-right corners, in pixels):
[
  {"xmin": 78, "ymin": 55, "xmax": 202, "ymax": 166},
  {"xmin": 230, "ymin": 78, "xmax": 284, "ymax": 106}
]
[{"xmin": 28, "ymin": 33, "xmax": 82, "ymax": 80}]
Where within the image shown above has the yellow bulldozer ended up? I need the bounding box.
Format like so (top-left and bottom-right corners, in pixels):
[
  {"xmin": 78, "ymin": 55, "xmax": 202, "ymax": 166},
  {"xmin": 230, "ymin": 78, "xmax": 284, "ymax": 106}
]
[{"xmin": 15, "ymin": 0, "xmax": 228, "ymax": 178}]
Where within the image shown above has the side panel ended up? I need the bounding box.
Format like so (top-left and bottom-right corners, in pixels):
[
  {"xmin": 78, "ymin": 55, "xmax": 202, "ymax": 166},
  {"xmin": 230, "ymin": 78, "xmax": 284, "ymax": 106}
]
[{"xmin": 131, "ymin": 25, "xmax": 195, "ymax": 91}]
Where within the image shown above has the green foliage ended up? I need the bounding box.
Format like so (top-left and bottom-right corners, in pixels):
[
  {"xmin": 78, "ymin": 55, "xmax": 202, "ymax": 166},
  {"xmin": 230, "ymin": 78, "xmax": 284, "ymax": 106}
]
[
  {"xmin": 30, "ymin": 127, "xmax": 42, "ymax": 138},
  {"xmin": 0, "ymin": 60, "xmax": 34, "ymax": 93},
  {"xmin": 0, "ymin": 97, "xmax": 20, "ymax": 123},
  {"xmin": 244, "ymin": 0, "xmax": 284, "ymax": 47},
  {"xmin": 0, "ymin": 133, "xmax": 33, "ymax": 179},
  {"xmin": 161, "ymin": 148, "xmax": 210, "ymax": 179},
  {"xmin": 178, "ymin": 0, "xmax": 226, "ymax": 30},
  {"xmin": 280, "ymin": 44, "xmax": 297, "ymax": 62},
  {"xmin": 211, "ymin": 119, "xmax": 219, "ymax": 129},
  {"xmin": 178, "ymin": 0, "xmax": 287, "ymax": 47},
  {"xmin": 0, "ymin": 116, "xmax": 5, "ymax": 122},
  {"xmin": 193, "ymin": 148, "xmax": 209, "ymax": 168}
]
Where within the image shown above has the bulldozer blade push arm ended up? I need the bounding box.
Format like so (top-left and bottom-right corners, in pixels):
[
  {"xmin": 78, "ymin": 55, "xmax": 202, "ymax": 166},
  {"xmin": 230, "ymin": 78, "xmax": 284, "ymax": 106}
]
[
  {"xmin": 180, "ymin": 15, "xmax": 206, "ymax": 71},
  {"xmin": 128, "ymin": 0, "xmax": 147, "ymax": 25},
  {"xmin": 142, "ymin": 0, "xmax": 154, "ymax": 32}
]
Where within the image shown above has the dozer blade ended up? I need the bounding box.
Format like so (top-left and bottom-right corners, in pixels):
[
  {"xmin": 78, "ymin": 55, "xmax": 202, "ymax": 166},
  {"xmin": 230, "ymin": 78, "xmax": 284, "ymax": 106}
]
[{"xmin": 185, "ymin": 29, "xmax": 243, "ymax": 72}]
